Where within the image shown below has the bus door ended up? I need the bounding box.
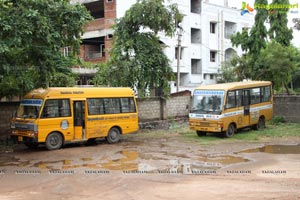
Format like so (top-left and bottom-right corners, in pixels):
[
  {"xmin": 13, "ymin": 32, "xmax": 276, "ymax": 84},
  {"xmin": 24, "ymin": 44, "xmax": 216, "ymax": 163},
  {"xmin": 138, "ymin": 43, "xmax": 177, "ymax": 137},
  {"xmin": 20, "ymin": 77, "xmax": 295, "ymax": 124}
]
[
  {"xmin": 73, "ymin": 100, "xmax": 86, "ymax": 140},
  {"xmin": 243, "ymin": 90, "xmax": 251, "ymax": 126}
]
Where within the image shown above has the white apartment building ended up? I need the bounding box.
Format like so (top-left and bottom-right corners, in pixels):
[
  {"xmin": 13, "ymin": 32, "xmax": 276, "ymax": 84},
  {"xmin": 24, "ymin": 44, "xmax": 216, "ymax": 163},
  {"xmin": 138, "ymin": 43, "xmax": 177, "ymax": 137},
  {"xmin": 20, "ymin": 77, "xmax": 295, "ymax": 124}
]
[{"xmin": 71, "ymin": 0, "xmax": 254, "ymax": 93}]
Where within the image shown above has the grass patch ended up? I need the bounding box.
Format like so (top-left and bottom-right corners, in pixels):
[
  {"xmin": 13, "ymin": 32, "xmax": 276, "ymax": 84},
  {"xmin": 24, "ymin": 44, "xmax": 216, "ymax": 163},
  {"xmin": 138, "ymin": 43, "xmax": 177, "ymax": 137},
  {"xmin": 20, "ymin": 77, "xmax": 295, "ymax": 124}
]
[
  {"xmin": 127, "ymin": 122, "xmax": 300, "ymax": 145},
  {"xmin": 178, "ymin": 128, "xmax": 224, "ymax": 145},
  {"xmin": 178, "ymin": 123, "xmax": 300, "ymax": 144}
]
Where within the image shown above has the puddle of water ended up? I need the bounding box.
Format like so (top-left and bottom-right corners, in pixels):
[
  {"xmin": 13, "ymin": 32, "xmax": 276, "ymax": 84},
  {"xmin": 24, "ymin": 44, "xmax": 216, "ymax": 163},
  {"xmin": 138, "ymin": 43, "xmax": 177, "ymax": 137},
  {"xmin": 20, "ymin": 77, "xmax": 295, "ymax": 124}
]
[
  {"xmin": 80, "ymin": 158, "xmax": 93, "ymax": 161},
  {"xmin": 33, "ymin": 160, "xmax": 69, "ymax": 170},
  {"xmin": 164, "ymin": 152, "xmax": 190, "ymax": 159},
  {"xmin": 62, "ymin": 164, "xmax": 100, "ymax": 169},
  {"xmin": 198, "ymin": 155, "xmax": 249, "ymax": 166},
  {"xmin": 139, "ymin": 153, "xmax": 169, "ymax": 160},
  {"xmin": 34, "ymin": 158, "xmax": 98, "ymax": 170},
  {"xmin": 101, "ymin": 151, "xmax": 138, "ymax": 171},
  {"xmin": 63, "ymin": 160, "xmax": 72, "ymax": 165},
  {"xmin": 239, "ymin": 144, "xmax": 300, "ymax": 154},
  {"xmin": 0, "ymin": 156, "xmax": 31, "ymax": 167}
]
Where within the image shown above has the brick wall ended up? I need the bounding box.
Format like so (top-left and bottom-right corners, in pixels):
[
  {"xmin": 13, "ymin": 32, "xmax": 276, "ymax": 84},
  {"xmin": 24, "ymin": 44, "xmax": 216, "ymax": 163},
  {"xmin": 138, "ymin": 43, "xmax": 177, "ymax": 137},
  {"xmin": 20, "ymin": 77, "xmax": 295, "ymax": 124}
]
[
  {"xmin": 0, "ymin": 102, "xmax": 19, "ymax": 139},
  {"xmin": 273, "ymin": 95, "xmax": 300, "ymax": 123},
  {"xmin": 137, "ymin": 97, "xmax": 162, "ymax": 122},
  {"xmin": 166, "ymin": 96, "xmax": 191, "ymax": 119},
  {"xmin": 136, "ymin": 95, "xmax": 191, "ymax": 122}
]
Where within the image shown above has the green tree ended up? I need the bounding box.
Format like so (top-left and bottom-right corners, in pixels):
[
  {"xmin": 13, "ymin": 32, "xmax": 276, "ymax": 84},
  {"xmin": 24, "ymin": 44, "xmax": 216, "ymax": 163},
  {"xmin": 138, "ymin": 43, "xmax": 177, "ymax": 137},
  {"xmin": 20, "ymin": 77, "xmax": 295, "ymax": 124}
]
[
  {"xmin": 230, "ymin": 0, "xmax": 296, "ymax": 91},
  {"xmin": 231, "ymin": 0, "xmax": 269, "ymax": 79},
  {"xmin": 0, "ymin": 0, "xmax": 92, "ymax": 98},
  {"xmin": 217, "ymin": 59, "xmax": 242, "ymax": 83},
  {"xmin": 257, "ymin": 41, "xmax": 299, "ymax": 93},
  {"xmin": 268, "ymin": 0, "xmax": 293, "ymax": 46},
  {"xmin": 231, "ymin": 0, "xmax": 269, "ymax": 56},
  {"xmin": 93, "ymin": 0, "xmax": 182, "ymax": 97}
]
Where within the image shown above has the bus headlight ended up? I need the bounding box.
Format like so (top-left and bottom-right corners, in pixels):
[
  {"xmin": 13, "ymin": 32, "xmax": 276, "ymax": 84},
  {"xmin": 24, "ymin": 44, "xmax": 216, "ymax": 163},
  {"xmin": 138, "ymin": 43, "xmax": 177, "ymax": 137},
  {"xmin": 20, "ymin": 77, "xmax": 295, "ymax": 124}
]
[
  {"xmin": 217, "ymin": 123, "xmax": 223, "ymax": 128},
  {"xmin": 33, "ymin": 124, "xmax": 38, "ymax": 137}
]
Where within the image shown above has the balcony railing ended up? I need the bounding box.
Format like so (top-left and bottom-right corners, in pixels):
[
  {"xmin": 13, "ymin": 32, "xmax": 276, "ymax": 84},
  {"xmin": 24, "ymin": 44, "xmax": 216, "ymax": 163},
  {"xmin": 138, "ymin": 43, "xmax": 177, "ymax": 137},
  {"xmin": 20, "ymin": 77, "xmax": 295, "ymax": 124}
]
[{"xmin": 85, "ymin": 51, "xmax": 104, "ymax": 59}]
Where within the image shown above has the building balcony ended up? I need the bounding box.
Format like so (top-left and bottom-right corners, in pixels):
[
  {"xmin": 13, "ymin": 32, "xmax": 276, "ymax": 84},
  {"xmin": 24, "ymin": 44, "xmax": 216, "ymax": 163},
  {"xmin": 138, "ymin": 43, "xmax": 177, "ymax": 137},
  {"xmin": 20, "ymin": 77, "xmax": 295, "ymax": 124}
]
[{"xmin": 84, "ymin": 18, "xmax": 105, "ymax": 32}]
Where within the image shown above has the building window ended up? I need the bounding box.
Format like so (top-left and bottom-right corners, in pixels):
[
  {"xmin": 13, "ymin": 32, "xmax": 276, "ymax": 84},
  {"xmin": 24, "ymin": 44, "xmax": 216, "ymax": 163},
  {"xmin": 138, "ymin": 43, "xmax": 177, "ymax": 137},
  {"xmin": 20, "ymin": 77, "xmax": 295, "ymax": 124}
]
[
  {"xmin": 63, "ymin": 46, "xmax": 72, "ymax": 57},
  {"xmin": 191, "ymin": 0, "xmax": 201, "ymax": 14},
  {"xmin": 191, "ymin": 59, "xmax": 202, "ymax": 74},
  {"xmin": 191, "ymin": 28, "xmax": 201, "ymax": 44},
  {"xmin": 84, "ymin": 44, "xmax": 105, "ymax": 59},
  {"xmin": 210, "ymin": 51, "xmax": 217, "ymax": 62},
  {"xmin": 84, "ymin": 1, "xmax": 104, "ymax": 19},
  {"xmin": 210, "ymin": 22, "xmax": 217, "ymax": 34}
]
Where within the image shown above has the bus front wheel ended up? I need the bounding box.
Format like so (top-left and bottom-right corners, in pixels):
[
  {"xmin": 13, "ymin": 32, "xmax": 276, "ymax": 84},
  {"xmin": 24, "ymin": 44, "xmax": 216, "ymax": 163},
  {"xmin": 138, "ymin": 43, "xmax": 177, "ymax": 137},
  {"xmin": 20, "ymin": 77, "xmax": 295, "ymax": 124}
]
[
  {"xmin": 45, "ymin": 132, "xmax": 63, "ymax": 150},
  {"xmin": 106, "ymin": 127, "xmax": 121, "ymax": 144},
  {"xmin": 223, "ymin": 123, "xmax": 235, "ymax": 138}
]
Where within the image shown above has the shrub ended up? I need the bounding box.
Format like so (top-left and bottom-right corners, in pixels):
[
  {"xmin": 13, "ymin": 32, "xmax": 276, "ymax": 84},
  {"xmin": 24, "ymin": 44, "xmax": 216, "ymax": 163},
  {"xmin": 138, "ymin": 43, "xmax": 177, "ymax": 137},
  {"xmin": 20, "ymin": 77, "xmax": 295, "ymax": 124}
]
[{"xmin": 270, "ymin": 115, "xmax": 285, "ymax": 125}]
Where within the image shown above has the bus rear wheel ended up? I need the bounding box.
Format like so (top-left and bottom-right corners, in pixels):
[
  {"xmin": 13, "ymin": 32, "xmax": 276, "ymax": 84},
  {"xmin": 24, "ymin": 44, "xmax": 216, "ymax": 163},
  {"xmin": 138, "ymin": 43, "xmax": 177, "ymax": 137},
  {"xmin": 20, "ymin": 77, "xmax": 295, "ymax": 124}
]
[
  {"xmin": 106, "ymin": 127, "xmax": 120, "ymax": 144},
  {"xmin": 196, "ymin": 131, "xmax": 207, "ymax": 137},
  {"xmin": 253, "ymin": 117, "xmax": 266, "ymax": 130},
  {"xmin": 46, "ymin": 132, "xmax": 63, "ymax": 150},
  {"xmin": 223, "ymin": 123, "xmax": 235, "ymax": 138}
]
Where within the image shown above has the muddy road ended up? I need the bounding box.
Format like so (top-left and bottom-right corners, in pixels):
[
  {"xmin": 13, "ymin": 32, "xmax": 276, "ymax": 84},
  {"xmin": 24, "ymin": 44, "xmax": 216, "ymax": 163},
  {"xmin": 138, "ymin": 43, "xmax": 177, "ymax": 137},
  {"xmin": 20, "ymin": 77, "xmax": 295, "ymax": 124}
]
[{"xmin": 0, "ymin": 128, "xmax": 300, "ymax": 200}]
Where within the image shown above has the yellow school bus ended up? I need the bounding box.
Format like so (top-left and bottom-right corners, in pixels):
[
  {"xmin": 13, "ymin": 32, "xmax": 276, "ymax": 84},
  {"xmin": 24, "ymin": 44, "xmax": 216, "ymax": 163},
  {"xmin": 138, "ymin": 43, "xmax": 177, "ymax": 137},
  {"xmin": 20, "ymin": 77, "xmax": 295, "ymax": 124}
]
[
  {"xmin": 189, "ymin": 81, "xmax": 273, "ymax": 138},
  {"xmin": 11, "ymin": 87, "xmax": 138, "ymax": 150}
]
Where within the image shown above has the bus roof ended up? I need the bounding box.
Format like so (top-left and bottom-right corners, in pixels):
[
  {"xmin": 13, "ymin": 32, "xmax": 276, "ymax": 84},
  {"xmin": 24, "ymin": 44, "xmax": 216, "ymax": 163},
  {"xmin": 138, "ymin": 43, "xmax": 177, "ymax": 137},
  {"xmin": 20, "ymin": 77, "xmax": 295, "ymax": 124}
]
[
  {"xmin": 24, "ymin": 87, "xmax": 135, "ymax": 99},
  {"xmin": 194, "ymin": 81, "xmax": 272, "ymax": 91}
]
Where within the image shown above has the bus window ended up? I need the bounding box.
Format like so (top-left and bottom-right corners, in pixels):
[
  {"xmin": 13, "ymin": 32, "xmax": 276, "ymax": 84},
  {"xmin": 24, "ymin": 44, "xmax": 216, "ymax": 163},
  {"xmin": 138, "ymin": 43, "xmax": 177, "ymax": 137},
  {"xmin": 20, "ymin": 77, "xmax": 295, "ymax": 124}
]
[
  {"xmin": 42, "ymin": 99, "xmax": 71, "ymax": 118},
  {"xmin": 250, "ymin": 88, "xmax": 261, "ymax": 104},
  {"xmin": 120, "ymin": 98, "xmax": 136, "ymax": 113},
  {"xmin": 262, "ymin": 86, "xmax": 271, "ymax": 102},
  {"xmin": 192, "ymin": 90, "xmax": 224, "ymax": 114},
  {"xmin": 87, "ymin": 98, "xmax": 104, "ymax": 115},
  {"xmin": 103, "ymin": 98, "xmax": 121, "ymax": 114},
  {"xmin": 226, "ymin": 91, "xmax": 236, "ymax": 109},
  {"xmin": 236, "ymin": 90, "xmax": 243, "ymax": 107}
]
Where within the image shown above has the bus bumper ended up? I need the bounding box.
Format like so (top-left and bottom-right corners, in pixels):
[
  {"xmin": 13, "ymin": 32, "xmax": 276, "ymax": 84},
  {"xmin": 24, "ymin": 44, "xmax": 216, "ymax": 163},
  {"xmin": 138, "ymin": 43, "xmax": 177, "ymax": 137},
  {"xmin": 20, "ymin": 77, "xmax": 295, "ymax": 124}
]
[
  {"xmin": 11, "ymin": 130, "xmax": 38, "ymax": 144},
  {"xmin": 189, "ymin": 120, "xmax": 224, "ymax": 133}
]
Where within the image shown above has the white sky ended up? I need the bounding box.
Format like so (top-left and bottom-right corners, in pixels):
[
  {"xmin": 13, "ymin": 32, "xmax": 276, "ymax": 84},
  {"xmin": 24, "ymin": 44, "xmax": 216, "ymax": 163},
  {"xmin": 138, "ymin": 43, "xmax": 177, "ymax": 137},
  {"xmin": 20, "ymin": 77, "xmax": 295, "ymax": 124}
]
[{"xmin": 208, "ymin": 0, "xmax": 300, "ymax": 47}]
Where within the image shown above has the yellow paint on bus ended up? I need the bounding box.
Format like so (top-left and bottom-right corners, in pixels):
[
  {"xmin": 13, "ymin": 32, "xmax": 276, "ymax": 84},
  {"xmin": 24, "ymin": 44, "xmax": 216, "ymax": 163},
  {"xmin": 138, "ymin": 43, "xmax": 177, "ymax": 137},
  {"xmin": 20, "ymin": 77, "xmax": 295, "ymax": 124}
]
[
  {"xmin": 189, "ymin": 81, "xmax": 273, "ymax": 138},
  {"xmin": 11, "ymin": 87, "xmax": 138, "ymax": 150}
]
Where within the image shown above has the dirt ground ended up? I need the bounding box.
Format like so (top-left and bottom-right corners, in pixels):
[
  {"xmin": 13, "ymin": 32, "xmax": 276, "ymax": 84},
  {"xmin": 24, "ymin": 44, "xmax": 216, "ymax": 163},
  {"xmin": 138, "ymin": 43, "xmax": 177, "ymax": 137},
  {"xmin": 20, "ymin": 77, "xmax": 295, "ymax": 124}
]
[{"xmin": 0, "ymin": 128, "xmax": 300, "ymax": 200}]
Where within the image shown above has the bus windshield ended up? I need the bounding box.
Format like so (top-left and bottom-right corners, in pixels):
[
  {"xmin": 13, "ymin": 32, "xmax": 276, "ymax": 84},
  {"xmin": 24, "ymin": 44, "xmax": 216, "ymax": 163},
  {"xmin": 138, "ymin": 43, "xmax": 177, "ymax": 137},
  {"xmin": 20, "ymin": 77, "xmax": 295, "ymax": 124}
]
[
  {"xmin": 17, "ymin": 99, "xmax": 43, "ymax": 119},
  {"xmin": 191, "ymin": 90, "xmax": 224, "ymax": 114}
]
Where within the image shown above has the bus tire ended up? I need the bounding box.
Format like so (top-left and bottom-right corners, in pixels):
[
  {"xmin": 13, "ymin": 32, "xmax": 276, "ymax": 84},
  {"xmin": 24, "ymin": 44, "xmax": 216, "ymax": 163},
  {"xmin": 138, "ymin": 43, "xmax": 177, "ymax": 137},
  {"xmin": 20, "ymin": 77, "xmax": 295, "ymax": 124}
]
[
  {"xmin": 254, "ymin": 117, "xmax": 266, "ymax": 130},
  {"xmin": 45, "ymin": 132, "xmax": 63, "ymax": 150},
  {"xmin": 196, "ymin": 131, "xmax": 207, "ymax": 137},
  {"xmin": 223, "ymin": 123, "xmax": 235, "ymax": 138},
  {"xmin": 107, "ymin": 127, "xmax": 120, "ymax": 144}
]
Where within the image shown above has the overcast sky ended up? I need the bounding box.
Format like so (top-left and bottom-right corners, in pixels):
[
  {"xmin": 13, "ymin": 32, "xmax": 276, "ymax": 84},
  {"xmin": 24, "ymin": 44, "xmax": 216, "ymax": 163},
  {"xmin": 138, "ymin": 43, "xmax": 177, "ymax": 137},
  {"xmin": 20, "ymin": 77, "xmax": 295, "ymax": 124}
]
[{"xmin": 208, "ymin": 0, "xmax": 300, "ymax": 47}]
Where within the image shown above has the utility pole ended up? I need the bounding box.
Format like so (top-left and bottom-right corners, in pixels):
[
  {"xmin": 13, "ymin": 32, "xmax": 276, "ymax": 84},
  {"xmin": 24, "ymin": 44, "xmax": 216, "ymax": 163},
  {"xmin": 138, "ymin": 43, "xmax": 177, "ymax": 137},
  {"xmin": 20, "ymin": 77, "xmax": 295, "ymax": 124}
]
[{"xmin": 176, "ymin": 25, "xmax": 183, "ymax": 93}]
